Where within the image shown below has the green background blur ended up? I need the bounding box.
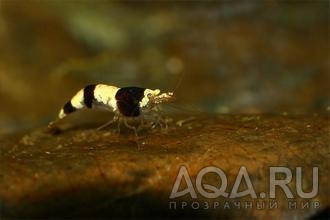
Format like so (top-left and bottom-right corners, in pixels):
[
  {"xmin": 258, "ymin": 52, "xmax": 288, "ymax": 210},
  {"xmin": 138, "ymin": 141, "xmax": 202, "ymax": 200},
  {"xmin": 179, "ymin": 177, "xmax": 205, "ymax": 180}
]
[{"xmin": 0, "ymin": 1, "xmax": 328, "ymax": 136}]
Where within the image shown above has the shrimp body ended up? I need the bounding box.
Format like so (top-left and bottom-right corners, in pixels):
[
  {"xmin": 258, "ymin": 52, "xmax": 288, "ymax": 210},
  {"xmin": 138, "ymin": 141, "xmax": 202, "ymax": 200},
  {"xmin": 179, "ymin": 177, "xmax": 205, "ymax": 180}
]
[{"xmin": 58, "ymin": 84, "xmax": 173, "ymax": 119}]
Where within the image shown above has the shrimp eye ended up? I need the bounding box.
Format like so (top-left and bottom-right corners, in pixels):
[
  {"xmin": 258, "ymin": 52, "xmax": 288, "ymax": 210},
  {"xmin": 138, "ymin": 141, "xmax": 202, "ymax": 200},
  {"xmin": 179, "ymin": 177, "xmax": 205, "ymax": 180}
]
[{"xmin": 147, "ymin": 93, "xmax": 153, "ymax": 98}]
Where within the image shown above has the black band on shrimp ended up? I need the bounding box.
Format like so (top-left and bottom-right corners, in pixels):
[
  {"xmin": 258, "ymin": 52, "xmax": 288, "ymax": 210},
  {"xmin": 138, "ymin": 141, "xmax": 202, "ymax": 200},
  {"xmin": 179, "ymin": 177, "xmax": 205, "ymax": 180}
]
[
  {"xmin": 115, "ymin": 87, "xmax": 146, "ymax": 117},
  {"xmin": 83, "ymin": 84, "xmax": 96, "ymax": 108},
  {"xmin": 63, "ymin": 101, "xmax": 77, "ymax": 114}
]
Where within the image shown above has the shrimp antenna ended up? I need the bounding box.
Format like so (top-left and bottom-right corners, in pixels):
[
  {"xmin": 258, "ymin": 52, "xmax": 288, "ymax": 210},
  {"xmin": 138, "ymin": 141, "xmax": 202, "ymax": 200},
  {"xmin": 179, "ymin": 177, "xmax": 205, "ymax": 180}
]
[{"xmin": 172, "ymin": 71, "xmax": 185, "ymax": 95}]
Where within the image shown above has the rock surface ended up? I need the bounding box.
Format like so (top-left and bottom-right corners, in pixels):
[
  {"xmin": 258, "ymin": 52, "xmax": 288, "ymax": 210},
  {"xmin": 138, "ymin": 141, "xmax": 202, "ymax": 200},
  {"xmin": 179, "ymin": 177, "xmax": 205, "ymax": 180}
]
[{"xmin": 0, "ymin": 114, "xmax": 328, "ymax": 219}]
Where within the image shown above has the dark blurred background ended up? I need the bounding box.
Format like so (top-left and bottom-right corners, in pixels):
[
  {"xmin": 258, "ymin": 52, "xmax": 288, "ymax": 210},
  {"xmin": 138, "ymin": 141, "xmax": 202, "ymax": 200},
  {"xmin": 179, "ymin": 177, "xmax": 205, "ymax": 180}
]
[{"xmin": 0, "ymin": 1, "xmax": 328, "ymax": 136}]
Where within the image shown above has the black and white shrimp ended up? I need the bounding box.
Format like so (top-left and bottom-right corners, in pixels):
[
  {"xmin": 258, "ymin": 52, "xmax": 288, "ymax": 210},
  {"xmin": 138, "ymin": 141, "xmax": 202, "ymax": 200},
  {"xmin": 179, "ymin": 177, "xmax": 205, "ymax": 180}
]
[{"xmin": 49, "ymin": 84, "xmax": 174, "ymax": 133}]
